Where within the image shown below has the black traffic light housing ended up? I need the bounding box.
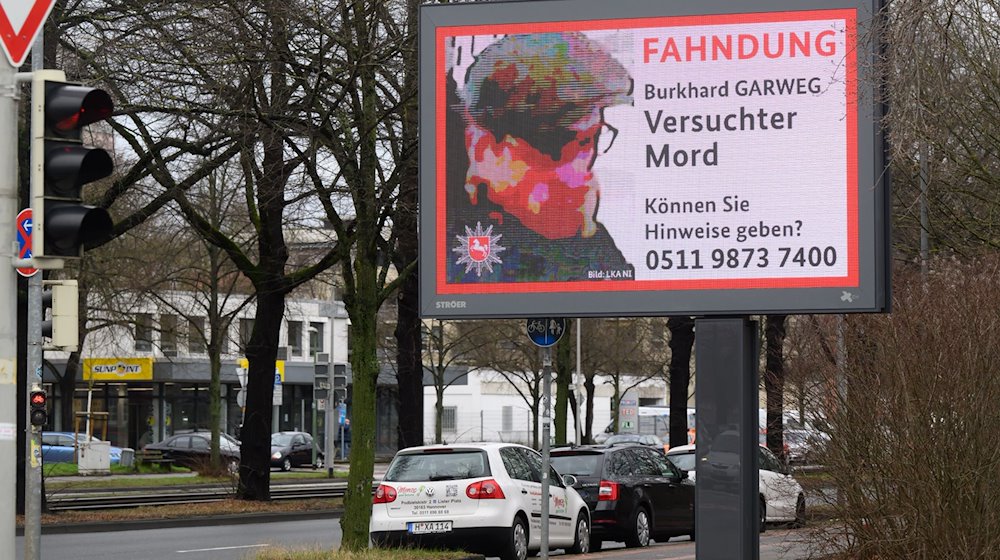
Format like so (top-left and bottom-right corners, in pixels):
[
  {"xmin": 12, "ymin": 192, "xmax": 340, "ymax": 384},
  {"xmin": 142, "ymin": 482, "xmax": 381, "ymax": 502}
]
[
  {"xmin": 333, "ymin": 364, "xmax": 348, "ymax": 404},
  {"xmin": 30, "ymin": 70, "xmax": 114, "ymax": 264},
  {"xmin": 30, "ymin": 391, "xmax": 48, "ymax": 427},
  {"xmin": 314, "ymin": 353, "xmax": 330, "ymax": 401}
]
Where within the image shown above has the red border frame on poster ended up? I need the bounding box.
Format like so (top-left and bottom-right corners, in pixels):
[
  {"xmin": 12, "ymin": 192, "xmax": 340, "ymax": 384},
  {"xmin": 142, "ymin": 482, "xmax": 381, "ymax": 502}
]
[{"xmin": 434, "ymin": 9, "xmax": 858, "ymax": 296}]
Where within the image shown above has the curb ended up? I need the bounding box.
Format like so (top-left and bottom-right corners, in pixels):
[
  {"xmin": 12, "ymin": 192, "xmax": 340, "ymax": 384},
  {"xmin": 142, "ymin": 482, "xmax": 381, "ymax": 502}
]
[{"xmin": 18, "ymin": 508, "xmax": 343, "ymax": 536}]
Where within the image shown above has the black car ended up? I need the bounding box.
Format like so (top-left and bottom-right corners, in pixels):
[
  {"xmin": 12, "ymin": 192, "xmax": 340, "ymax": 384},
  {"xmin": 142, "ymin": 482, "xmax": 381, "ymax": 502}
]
[
  {"xmin": 551, "ymin": 443, "xmax": 695, "ymax": 550},
  {"xmin": 271, "ymin": 431, "xmax": 324, "ymax": 471},
  {"xmin": 142, "ymin": 432, "xmax": 240, "ymax": 473}
]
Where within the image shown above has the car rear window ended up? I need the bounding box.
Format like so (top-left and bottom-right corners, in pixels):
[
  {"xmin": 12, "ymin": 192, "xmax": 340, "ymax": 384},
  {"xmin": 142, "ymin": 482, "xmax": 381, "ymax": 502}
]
[
  {"xmin": 550, "ymin": 453, "xmax": 602, "ymax": 476},
  {"xmin": 384, "ymin": 450, "xmax": 491, "ymax": 482}
]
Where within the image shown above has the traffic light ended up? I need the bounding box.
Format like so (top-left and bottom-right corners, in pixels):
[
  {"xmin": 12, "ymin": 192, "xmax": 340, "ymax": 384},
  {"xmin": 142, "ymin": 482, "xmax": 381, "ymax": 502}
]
[
  {"xmin": 29, "ymin": 390, "xmax": 48, "ymax": 427},
  {"xmin": 333, "ymin": 364, "xmax": 348, "ymax": 404},
  {"xmin": 314, "ymin": 353, "xmax": 330, "ymax": 401},
  {"xmin": 30, "ymin": 69, "xmax": 114, "ymax": 264},
  {"xmin": 42, "ymin": 279, "xmax": 79, "ymax": 351}
]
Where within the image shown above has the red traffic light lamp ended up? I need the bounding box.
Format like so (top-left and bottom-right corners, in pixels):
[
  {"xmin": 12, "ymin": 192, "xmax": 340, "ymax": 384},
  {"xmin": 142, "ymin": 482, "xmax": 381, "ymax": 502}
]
[{"xmin": 29, "ymin": 391, "xmax": 48, "ymax": 427}]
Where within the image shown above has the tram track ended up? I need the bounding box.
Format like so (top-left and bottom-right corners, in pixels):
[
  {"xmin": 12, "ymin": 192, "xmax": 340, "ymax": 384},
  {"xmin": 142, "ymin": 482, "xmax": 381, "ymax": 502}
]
[{"xmin": 45, "ymin": 480, "xmax": 350, "ymax": 511}]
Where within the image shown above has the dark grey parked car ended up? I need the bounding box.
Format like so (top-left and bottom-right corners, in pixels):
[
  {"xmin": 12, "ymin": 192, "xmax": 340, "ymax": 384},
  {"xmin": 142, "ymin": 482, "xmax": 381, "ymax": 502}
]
[{"xmin": 271, "ymin": 431, "xmax": 324, "ymax": 471}]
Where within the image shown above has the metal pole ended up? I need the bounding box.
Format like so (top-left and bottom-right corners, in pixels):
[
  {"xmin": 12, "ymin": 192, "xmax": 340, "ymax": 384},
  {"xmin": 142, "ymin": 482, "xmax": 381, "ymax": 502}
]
[
  {"xmin": 325, "ymin": 395, "xmax": 333, "ymax": 478},
  {"xmin": 575, "ymin": 318, "xmax": 581, "ymax": 444},
  {"xmin": 25, "ymin": 276, "xmax": 42, "ymax": 560},
  {"xmin": 339, "ymin": 405, "xmax": 345, "ymax": 461},
  {"xmin": 540, "ymin": 348, "xmax": 552, "ymax": 559},
  {"xmin": 25, "ymin": 39, "xmax": 45, "ymax": 560},
  {"xmin": 695, "ymin": 317, "xmax": 760, "ymax": 560},
  {"xmin": 0, "ymin": 59, "xmax": 21, "ymax": 560},
  {"xmin": 311, "ymin": 397, "xmax": 318, "ymax": 467}
]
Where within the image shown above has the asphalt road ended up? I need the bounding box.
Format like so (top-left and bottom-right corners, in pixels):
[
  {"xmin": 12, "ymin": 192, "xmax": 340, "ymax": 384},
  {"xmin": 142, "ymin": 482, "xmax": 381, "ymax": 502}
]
[{"xmin": 16, "ymin": 518, "xmax": 814, "ymax": 560}]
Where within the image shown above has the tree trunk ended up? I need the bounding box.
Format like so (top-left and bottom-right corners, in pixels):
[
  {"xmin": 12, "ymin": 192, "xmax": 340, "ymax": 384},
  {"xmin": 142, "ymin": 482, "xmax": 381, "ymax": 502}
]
[
  {"xmin": 435, "ymin": 384, "xmax": 445, "ymax": 444},
  {"xmin": 237, "ymin": 292, "xmax": 284, "ymax": 500},
  {"xmin": 339, "ymin": 261, "xmax": 379, "ymax": 550},
  {"xmin": 668, "ymin": 316, "xmax": 695, "ymax": 448},
  {"xmin": 339, "ymin": 6, "xmax": 381, "ymax": 546},
  {"xmin": 393, "ymin": 0, "xmax": 422, "ymax": 451},
  {"xmin": 209, "ymin": 350, "xmax": 222, "ymax": 469},
  {"xmin": 584, "ymin": 376, "xmax": 596, "ymax": 443},
  {"xmin": 764, "ymin": 315, "xmax": 788, "ymax": 461}
]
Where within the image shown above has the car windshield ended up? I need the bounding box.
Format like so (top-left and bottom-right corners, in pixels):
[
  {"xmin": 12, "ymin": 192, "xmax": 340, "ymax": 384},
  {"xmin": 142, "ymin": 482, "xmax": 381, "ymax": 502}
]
[
  {"xmin": 667, "ymin": 451, "xmax": 696, "ymax": 472},
  {"xmin": 550, "ymin": 454, "xmax": 602, "ymax": 476},
  {"xmin": 384, "ymin": 450, "xmax": 490, "ymax": 482},
  {"xmin": 272, "ymin": 433, "xmax": 295, "ymax": 446}
]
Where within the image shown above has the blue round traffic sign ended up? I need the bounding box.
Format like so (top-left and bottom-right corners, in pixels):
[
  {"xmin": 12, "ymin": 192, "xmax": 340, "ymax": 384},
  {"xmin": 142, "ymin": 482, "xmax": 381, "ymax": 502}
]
[{"xmin": 525, "ymin": 318, "xmax": 567, "ymax": 347}]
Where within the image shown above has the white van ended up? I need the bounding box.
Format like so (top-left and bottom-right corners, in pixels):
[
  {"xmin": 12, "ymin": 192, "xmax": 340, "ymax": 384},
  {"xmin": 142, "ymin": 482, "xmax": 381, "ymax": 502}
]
[{"xmin": 595, "ymin": 406, "xmax": 695, "ymax": 445}]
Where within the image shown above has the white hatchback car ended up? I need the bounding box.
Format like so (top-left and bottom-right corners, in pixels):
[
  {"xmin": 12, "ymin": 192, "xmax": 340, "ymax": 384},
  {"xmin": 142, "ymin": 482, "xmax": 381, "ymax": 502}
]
[
  {"xmin": 665, "ymin": 443, "xmax": 806, "ymax": 529},
  {"xmin": 370, "ymin": 443, "xmax": 592, "ymax": 560}
]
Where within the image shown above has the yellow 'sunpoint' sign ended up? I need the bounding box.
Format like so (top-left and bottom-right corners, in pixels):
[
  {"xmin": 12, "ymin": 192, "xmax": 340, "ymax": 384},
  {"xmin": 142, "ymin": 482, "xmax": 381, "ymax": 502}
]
[
  {"xmin": 238, "ymin": 358, "xmax": 285, "ymax": 381},
  {"xmin": 83, "ymin": 357, "xmax": 154, "ymax": 381}
]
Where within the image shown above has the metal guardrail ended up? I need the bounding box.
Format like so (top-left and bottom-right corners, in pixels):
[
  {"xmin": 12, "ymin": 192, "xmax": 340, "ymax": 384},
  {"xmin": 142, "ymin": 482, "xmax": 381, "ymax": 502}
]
[{"xmin": 46, "ymin": 481, "xmax": 350, "ymax": 512}]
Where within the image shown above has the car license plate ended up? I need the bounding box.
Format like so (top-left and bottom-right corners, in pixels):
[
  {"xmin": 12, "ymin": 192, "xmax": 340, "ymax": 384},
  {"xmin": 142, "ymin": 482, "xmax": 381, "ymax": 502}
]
[{"xmin": 408, "ymin": 521, "xmax": 453, "ymax": 534}]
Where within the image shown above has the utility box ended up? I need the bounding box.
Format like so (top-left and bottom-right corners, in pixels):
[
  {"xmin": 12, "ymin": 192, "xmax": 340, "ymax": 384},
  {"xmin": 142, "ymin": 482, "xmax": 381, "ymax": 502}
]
[{"xmin": 78, "ymin": 441, "xmax": 111, "ymax": 475}]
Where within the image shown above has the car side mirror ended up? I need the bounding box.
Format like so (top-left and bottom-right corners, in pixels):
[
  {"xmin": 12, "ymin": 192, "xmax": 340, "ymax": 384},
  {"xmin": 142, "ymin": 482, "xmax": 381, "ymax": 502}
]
[{"xmin": 562, "ymin": 474, "xmax": 578, "ymax": 487}]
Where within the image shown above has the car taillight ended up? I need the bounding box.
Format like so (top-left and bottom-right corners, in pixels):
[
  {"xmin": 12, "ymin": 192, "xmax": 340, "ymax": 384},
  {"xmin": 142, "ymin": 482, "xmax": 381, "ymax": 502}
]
[
  {"xmin": 466, "ymin": 479, "xmax": 506, "ymax": 499},
  {"xmin": 373, "ymin": 484, "xmax": 397, "ymax": 504},
  {"xmin": 598, "ymin": 480, "xmax": 619, "ymax": 501}
]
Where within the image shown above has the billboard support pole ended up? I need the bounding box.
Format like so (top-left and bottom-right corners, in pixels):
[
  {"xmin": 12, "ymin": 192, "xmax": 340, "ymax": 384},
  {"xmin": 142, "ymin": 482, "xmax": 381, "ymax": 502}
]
[
  {"xmin": 540, "ymin": 347, "xmax": 552, "ymax": 559},
  {"xmin": 695, "ymin": 317, "xmax": 759, "ymax": 560}
]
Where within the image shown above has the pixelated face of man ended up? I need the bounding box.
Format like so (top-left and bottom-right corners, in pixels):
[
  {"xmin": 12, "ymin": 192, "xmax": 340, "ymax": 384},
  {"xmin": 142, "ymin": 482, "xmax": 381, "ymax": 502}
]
[{"xmin": 463, "ymin": 107, "xmax": 606, "ymax": 240}]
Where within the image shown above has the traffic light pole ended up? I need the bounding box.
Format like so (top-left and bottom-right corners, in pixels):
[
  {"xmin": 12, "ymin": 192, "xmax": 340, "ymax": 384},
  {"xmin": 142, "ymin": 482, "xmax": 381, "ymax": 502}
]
[
  {"xmin": 24, "ymin": 273, "xmax": 42, "ymax": 560},
  {"xmin": 24, "ymin": 40, "xmax": 44, "ymax": 560},
  {"xmin": 1, "ymin": 60, "xmax": 20, "ymax": 560}
]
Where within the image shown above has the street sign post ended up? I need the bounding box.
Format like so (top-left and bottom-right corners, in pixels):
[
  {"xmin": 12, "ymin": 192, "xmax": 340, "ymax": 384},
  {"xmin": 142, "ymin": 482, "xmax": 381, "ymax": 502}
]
[
  {"xmin": 0, "ymin": 0, "xmax": 57, "ymax": 67},
  {"xmin": 525, "ymin": 317, "xmax": 565, "ymax": 560},
  {"xmin": 15, "ymin": 208, "xmax": 37, "ymax": 277}
]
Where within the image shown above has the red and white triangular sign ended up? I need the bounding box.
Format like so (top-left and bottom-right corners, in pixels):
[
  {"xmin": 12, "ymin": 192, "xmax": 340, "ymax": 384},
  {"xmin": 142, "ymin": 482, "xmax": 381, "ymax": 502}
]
[{"xmin": 0, "ymin": 0, "xmax": 56, "ymax": 67}]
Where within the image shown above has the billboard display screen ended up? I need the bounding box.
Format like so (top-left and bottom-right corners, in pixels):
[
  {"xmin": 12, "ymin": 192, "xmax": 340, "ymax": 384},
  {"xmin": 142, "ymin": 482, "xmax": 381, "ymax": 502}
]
[{"xmin": 420, "ymin": 0, "xmax": 888, "ymax": 318}]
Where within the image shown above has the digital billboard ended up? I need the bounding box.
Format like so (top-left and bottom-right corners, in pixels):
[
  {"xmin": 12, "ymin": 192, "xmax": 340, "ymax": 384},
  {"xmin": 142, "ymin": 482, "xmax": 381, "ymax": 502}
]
[{"xmin": 420, "ymin": 0, "xmax": 889, "ymax": 318}]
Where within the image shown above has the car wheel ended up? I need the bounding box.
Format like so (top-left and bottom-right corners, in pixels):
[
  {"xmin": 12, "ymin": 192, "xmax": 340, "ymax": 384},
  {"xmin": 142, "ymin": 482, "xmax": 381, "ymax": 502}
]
[
  {"xmin": 227, "ymin": 459, "xmax": 239, "ymax": 475},
  {"xmin": 282, "ymin": 457, "xmax": 292, "ymax": 472},
  {"xmin": 759, "ymin": 497, "xmax": 767, "ymax": 533},
  {"xmin": 792, "ymin": 494, "xmax": 807, "ymax": 528},
  {"xmin": 624, "ymin": 506, "xmax": 651, "ymax": 548},
  {"xmin": 314, "ymin": 455, "xmax": 324, "ymax": 470},
  {"xmin": 500, "ymin": 515, "xmax": 529, "ymax": 560},
  {"xmin": 569, "ymin": 511, "xmax": 590, "ymax": 554}
]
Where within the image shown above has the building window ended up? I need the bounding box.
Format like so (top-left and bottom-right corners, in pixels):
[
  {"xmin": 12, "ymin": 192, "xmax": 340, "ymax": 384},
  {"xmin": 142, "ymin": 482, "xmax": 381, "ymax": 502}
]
[
  {"xmin": 160, "ymin": 314, "xmax": 178, "ymax": 354},
  {"xmin": 442, "ymin": 406, "xmax": 457, "ymax": 432},
  {"xmin": 135, "ymin": 314, "xmax": 152, "ymax": 352},
  {"xmin": 502, "ymin": 406, "xmax": 513, "ymax": 432},
  {"xmin": 309, "ymin": 322, "xmax": 324, "ymax": 355},
  {"xmin": 188, "ymin": 317, "xmax": 206, "ymax": 354},
  {"xmin": 287, "ymin": 321, "xmax": 302, "ymax": 357},
  {"xmin": 239, "ymin": 318, "xmax": 255, "ymax": 352}
]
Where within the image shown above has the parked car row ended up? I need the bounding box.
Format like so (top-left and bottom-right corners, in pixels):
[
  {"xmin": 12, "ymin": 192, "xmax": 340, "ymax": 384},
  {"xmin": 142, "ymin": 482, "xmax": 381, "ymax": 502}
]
[
  {"xmin": 370, "ymin": 439, "xmax": 807, "ymax": 560},
  {"xmin": 41, "ymin": 432, "xmax": 126, "ymax": 465}
]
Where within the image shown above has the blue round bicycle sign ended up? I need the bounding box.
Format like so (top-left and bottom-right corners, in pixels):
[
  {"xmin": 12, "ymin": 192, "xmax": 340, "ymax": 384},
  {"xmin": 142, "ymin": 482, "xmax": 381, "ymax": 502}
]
[{"xmin": 525, "ymin": 318, "xmax": 566, "ymax": 348}]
